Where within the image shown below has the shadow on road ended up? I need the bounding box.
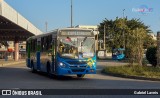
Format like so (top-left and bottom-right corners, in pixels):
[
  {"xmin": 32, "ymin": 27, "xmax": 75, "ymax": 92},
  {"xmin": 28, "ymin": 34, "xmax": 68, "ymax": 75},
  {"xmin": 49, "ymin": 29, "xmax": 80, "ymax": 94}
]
[
  {"xmin": 0, "ymin": 66, "xmax": 89, "ymax": 81},
  {"xmin": 32, "ymin": 71, "xmax": 87, "ymax": 81},
  {"xmin": 1, "ymin": 66, "xmax": 160, "ymax": 89}
]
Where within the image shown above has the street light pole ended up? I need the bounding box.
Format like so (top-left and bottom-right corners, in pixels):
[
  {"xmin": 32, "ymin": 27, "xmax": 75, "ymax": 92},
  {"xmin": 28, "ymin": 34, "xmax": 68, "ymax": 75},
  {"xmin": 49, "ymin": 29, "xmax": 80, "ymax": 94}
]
[
  {"xmin": 45, "ymin": 22, "xmax": 48, "ymax": 32},
  {"xmin": 123, "ymin": 9, "xmax": 125, "ymax": 18},
  {"xmin": 71, "ymin": 0, "xmax": 73, "ymax": 28},
  {"xmin": 104, "ymin": 24, "xmax": 106, "ymax": 50},
  {"xmin": 97, "ymin": 30, "xmax": 99, "ymax": 50}
]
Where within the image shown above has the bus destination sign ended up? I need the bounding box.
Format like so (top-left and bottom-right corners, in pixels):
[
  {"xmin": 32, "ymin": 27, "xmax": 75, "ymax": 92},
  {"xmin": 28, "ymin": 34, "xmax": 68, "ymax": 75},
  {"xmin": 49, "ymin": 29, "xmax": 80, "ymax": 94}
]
[{"xmin": 60, "ymin": 31, "xmax": 92, "ymax": 36}]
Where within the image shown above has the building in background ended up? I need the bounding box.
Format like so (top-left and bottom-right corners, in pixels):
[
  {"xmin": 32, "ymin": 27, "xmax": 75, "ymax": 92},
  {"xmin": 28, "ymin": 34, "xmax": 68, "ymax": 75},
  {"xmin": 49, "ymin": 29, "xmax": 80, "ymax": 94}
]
[
  {"xmin": 148, "ymin": 33, "xmax": 157, "ymax": 40},
  {"xmin": 0, "ymin": 41, "xmax": 26, "ymax": 59},
  {"xmin": 75, "ymin": 25, "xmax": 99, "ymax": 35},
  {"xmin": 19, "ymin": 41, "xmax": 26, "ymax": 59}
]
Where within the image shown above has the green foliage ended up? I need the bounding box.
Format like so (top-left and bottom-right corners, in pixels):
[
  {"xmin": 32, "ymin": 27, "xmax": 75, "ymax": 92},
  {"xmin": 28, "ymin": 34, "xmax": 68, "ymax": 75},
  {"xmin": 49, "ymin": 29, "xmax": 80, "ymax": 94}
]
[
  {"xmin": 98, "ymin": 18, "xmax": 150, "ymax": 48},
  {"xmin": 98, "ymin": 17, "xmax": 152, "ymax": 65},
  {"xmin": 102, "ymin": 65, "xmax": 160, "ymax": 79},
  {"xmin": 146, "ymin": 46, "xmax": 157, "ymax": 67},
  {"xmin": 144, "ymin": 34, "xmax": 156, "ymax": 49}
]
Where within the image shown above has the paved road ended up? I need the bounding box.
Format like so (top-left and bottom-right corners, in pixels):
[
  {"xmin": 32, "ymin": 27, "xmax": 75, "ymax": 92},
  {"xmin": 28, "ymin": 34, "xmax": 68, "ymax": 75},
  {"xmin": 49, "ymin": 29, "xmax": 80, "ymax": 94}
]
[
  {"xmin": 0, "ymin": 61, "xmax": 159, "ymax": 89},
  {"xmin": 0, "ymin": 61, "xmax": 160, "ymax": 98}
]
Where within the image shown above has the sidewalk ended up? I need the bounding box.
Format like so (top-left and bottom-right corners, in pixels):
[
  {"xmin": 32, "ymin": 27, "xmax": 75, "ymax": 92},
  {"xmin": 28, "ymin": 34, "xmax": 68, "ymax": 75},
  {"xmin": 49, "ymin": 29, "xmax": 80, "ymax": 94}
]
[{"xmin": 0, "ymin": 59, "xmax": 26, "ymax": 67}]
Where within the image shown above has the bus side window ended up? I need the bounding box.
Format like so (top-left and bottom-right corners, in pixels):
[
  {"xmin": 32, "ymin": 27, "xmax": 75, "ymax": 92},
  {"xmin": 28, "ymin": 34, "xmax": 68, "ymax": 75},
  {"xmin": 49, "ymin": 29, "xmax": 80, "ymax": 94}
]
[
  {"xmin": 48, "ymin": 35, "xmax": 53, "ymax": 56},
  {"xmin": 49, "ymin": 35, "xmax": 52, "ymax": 49},
  {"xmin": 41, "ymin": 37, "xmax": 44, "ymax": 52},
  {"xmin": 52, "ymin": 39, "xmax": 55, "ymax": 56}
]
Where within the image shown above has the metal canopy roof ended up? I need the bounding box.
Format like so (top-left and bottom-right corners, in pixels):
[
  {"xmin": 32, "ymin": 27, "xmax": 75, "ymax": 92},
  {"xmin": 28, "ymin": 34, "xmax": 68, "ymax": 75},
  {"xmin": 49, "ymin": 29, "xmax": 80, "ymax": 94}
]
[{"xmin": 0, "ymin": 0, "xmax": 43, "ymax": 41}]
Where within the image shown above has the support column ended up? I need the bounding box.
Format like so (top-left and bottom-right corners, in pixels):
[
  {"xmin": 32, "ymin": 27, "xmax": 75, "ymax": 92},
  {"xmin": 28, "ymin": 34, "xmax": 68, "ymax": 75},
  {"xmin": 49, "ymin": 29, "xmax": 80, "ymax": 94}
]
[
  {"xmin": 14, "ymin": 40, "xmax": 19, "ymax": 61},
  {"xmin": 157, "ymin": 32, "xmax": 160, "ymax": 67}
]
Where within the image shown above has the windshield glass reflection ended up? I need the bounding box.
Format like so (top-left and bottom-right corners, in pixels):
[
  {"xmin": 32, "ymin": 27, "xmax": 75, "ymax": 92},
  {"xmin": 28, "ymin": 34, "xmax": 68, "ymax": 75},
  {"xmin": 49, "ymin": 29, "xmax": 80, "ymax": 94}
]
[{"xmin": 58, "ymin": 37, "xmax": 95, "ymax": 59}]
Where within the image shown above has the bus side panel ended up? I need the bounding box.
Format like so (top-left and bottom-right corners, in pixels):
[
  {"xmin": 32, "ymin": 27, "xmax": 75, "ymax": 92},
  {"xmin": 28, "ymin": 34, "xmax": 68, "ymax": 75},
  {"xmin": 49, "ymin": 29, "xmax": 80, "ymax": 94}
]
[
  {"xmin": 26, "ymin": 41, "xmax": 31, "ymax": 68},
  {"xmin": 36, "ymin": 38, "xmax": 41, "ymax": 71},
  {"xmin": 26, "ymin": 58, "xmax": 31, "ymax": 68},
  {"xmin": 51, "ymin": 38, "xmax": 56, "ymax": 74}
]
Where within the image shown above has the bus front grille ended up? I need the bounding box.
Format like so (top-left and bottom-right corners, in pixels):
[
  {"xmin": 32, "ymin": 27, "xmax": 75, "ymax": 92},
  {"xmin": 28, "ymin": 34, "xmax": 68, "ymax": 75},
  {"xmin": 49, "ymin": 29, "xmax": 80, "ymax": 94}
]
[
  {"xmin": 70, "ymin": 65, "xmax": 87, "ymax": 68},
  {"xmin": 67, "ymin": 61, "xmax": 88, "ymax": 65},
  {"xmin": 71, "ymin": 69, "xmax": 85, "ymax": 72}
]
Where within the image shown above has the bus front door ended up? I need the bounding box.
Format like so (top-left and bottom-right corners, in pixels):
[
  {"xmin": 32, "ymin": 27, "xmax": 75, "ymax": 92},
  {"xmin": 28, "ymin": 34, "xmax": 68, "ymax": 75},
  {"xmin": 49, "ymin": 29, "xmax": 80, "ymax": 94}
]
[
  {"xmin": 37, "ymin": 38, "xmax": 41, "ymax": 70},
  {"xmin": 52, "ymin": 39, "xmax": 56, "ymax": 73}
]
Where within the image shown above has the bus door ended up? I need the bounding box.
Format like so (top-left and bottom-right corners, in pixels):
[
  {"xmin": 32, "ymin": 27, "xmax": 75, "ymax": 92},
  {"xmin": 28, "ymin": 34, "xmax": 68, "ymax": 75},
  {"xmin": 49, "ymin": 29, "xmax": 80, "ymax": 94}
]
[
  {"xmin": 37, "ymin": 38, "xmax": 41, "ymax": 70},
  {"xmin": 51, "ymin": 39, "xmax": 56, "ymax": 73},
  {"xmin": 27, "ymin": 41, "xmax": 31, "ymax": 67}
]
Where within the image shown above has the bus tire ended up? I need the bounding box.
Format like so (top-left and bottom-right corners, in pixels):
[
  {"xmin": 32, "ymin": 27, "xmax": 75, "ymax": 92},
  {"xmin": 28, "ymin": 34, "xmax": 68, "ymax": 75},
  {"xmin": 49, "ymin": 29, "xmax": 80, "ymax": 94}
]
[
  {"xmin": 77, "ymin": 74, "xmax": 85, "ymax": 78},
  {"xmin": 31, "ymin": 61, "xmax": 36, "ymax": 73},
  {"xmin": 47, "ymin": 62, "xmax": 52, "ymax": 78}
]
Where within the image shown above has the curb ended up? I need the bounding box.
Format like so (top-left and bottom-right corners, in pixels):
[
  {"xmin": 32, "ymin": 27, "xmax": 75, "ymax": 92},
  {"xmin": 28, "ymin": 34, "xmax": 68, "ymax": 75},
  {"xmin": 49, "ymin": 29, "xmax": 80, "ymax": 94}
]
[
  {"xmin": 0, "ymin": 61, "xmax": 26, "ymax": 67},
  {"xmin": 101, "ymin": 70, "xmax": 160, "ymax": 82}
]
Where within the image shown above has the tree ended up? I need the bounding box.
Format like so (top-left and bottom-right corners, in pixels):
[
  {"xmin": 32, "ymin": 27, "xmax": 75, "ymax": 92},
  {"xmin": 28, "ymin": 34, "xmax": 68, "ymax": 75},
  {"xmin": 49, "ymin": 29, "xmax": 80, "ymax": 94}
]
[
  {"xmin": 143, "ymin": 34, "xmax": 156, "ymax": 49},
  {"xmin": 98, "ymin": 18, "xmax": 151, "ymax": 66},
  {"xmin": 146, "ymin": 46, "xmax": 157, "ymax": 67},
  {"xmin": 130, "ymin": 28, "xmax": 146, "ymax": 66},
  {"xmin": 98, "ymin": 18, "xmax": 127, "ymax": 51}
]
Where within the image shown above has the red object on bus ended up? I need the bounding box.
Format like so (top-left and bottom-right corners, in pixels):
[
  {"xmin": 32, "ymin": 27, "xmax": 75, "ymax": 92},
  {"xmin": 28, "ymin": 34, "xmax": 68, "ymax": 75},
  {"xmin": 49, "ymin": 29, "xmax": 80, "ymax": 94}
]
[{"xmin": 65, "ymin": 37, "xmax": 71, "ymax": 42}]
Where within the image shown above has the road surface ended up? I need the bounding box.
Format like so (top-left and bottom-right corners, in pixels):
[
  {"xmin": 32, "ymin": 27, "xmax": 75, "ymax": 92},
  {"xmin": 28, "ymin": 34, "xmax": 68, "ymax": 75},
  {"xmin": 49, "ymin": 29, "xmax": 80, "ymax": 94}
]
[{"xmin": 0, "ymin": 60, "xmax": 159, "ymax": 98}]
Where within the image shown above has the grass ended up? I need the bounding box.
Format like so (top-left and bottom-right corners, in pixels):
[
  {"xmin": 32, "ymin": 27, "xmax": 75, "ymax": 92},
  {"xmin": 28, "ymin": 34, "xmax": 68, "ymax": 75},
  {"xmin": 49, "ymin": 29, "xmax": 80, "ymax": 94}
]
[{"xmin": 102, "ymin": 65, "xmax": 160, "ymax": 79}]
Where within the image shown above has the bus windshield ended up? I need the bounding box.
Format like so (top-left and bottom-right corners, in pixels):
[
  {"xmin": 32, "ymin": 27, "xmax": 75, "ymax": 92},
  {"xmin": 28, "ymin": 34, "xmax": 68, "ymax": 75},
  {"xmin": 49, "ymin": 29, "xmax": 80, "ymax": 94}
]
[{"xmin": 58, "ymin": 37, "xmax": 95, "ymax": 59}]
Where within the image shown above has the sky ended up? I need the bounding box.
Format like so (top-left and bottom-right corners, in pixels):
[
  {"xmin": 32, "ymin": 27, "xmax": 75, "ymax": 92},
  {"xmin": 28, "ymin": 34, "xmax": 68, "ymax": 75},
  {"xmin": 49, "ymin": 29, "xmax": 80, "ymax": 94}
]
[{"xmin": 4, "ymin": 0, "xmax": 160, "ymax": 34}]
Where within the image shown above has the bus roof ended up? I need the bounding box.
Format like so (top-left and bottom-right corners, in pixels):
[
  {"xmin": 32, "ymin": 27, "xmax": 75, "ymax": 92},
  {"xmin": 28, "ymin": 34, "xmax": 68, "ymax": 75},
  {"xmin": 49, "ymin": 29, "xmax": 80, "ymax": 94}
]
[
  {"xmin": 27, "ymin": 28, "xmax": 94, "ymax": 41},
  {"xmin": 113, "ymin": 48, "xmax": 125, "ymax": 51},
  {"xmin": 59, "ymin": 28, "xmax": 93, "ymax": 31}
]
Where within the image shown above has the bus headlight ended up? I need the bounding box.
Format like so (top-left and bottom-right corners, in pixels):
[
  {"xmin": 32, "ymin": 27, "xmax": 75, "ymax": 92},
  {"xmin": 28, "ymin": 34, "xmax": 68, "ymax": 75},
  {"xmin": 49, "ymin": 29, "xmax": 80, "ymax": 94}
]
[
  {"xmin": 58, "ymin": 62, "xmax": 66, "ymax": 68},
  {"xmin": 92, "ymin": 63, "xmax": 96, "ymax": 68}
]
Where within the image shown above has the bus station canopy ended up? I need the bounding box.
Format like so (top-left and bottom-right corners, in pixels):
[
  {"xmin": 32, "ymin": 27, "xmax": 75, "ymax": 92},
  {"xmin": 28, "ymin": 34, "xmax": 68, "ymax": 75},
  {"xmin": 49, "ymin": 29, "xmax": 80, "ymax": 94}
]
[{"xmin": 0, "ymin": 0, "xmax": 43, "ymax": 41}]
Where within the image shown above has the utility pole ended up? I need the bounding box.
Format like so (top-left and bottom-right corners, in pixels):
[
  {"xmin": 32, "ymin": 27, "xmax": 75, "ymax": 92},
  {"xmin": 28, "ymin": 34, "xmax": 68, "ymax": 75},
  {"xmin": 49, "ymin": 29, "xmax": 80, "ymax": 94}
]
[
  {"xmin": 123, "ymin": 9, "xmax": 125, "ymax": 18},
  {"xmin": 45, "ymin": 22, "xmax": 48, "ymax": 32},
  {"xmin": 157, "ymin": 31, "xmax": 160, "ymax": 67},
  {"xmin": 97, "ymin": 30, "xmax": 99, "ymax": 50},
  {"xmin": 104, "ymin": 24, "xmax": 106, "ymax": 50},
  {"xmin": 71, "ymin": 0, "xmax": 73, "ymax": 28}
]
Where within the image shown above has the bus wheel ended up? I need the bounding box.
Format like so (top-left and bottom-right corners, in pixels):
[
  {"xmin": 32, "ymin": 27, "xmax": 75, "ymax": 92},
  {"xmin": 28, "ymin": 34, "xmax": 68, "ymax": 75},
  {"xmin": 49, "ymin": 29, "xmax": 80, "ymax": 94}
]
[
  {"xmin": 77, "ymin": 74, "xmax": 85, "ymax": 78},
  {"xmin": 47, "ymin": 63, "xmax": 52, "ymax": 78},
  {"xmin": 31, "ymin": 61, "xmax": 36, "ymax": 73}
]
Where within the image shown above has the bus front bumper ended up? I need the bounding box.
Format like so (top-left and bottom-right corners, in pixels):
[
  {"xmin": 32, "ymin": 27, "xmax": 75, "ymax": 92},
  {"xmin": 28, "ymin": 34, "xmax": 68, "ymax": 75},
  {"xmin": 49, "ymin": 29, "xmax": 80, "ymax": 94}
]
[{"xmin": 56, "ymin": 67, "xmax": 96, "ymax": 75}]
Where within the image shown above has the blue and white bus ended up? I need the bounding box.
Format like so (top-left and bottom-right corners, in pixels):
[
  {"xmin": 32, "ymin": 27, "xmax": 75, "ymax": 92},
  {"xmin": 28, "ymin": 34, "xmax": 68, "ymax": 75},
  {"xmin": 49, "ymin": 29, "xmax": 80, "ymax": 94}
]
[
  {"xmin": 26, "ymin": 28, "xmax": 96, "ymax": 78},
  {"xmin": 112, "ymin": 48, "xmax": 125, "ymax": 60}
]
